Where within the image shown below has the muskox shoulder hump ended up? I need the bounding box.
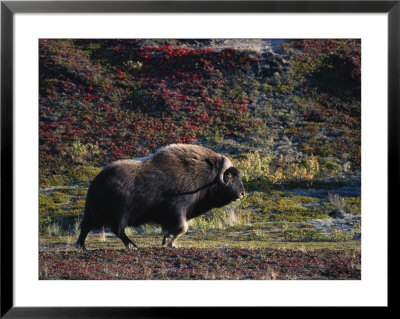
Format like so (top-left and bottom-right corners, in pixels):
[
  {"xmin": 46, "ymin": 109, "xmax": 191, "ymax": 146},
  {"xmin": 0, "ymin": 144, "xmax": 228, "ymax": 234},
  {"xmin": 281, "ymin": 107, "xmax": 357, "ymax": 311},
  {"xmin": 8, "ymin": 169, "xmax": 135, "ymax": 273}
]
[
  {"xmin": 157, "ymin": 143, "xmax": 218, "ymax": 161},
  {"xmin": 114, "ymin": 154, "xmax": 154, "ymax": 165},
  {"xmin": 106, "ymin": 159, "xmax": 143, "ymax": 178}
]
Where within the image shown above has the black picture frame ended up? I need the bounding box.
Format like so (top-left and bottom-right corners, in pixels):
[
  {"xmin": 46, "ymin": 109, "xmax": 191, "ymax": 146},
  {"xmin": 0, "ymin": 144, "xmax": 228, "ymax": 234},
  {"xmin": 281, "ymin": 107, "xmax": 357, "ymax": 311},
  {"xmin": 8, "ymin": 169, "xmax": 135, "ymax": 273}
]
[{"xmin": 1, "ymin": 0, "xmax": 395, "ymax": 317}]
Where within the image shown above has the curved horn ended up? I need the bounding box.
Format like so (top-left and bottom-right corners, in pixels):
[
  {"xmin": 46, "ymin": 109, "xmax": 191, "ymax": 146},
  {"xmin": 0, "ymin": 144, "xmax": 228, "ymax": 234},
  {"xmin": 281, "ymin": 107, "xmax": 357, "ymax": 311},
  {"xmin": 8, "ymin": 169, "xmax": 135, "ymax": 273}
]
[{"xmin": 218, "ymin": 155, "xmax": 233, "ymax": 184}]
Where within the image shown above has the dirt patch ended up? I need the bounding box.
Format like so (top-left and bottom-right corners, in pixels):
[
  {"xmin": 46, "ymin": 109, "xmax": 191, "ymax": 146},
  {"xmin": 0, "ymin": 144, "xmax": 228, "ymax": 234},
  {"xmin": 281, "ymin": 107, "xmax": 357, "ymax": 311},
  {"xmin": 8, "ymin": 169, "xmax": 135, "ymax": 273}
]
[{"xmin": 39, "ymin": 246, "xmax": 360, "ymax": 280}]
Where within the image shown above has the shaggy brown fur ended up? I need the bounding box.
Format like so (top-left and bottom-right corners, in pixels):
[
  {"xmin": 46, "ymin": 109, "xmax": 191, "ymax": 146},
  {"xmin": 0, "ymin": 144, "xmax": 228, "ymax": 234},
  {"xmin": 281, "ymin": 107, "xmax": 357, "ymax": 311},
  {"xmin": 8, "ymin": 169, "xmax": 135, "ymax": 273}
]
[{"xmin": 76, "ymin": 144, "xmax": 244, "ymax": 250}]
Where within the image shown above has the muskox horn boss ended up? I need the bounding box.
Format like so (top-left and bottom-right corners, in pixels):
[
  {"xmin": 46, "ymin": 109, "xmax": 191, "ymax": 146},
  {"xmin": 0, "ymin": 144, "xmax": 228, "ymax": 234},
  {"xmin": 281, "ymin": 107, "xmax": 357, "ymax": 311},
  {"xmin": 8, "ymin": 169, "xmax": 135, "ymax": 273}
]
[{"xmin": 218, "ymin": 155, "xmax": 233, "ymax": 184}]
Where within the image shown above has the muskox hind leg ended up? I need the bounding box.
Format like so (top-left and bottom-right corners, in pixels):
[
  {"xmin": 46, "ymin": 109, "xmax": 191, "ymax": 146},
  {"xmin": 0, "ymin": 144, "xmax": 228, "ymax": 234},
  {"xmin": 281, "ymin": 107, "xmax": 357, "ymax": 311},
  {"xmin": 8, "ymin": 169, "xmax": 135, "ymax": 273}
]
[
  {"xmin": 112, "ymin": 226, "xmax": 139, "ymax": 250},
  {"xmin": 75, "ymin": 225, "xmax": 91, "ymax": 251},
  {"xmin": 162, "ymin": 220, "xmax": 188, "ymax": 248}
]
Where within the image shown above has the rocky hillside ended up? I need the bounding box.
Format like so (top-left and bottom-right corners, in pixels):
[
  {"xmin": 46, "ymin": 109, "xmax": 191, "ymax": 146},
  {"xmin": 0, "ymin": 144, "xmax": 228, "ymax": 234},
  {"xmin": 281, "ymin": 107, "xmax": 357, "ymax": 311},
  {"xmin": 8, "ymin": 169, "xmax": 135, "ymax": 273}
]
[{"xmin": 39, "ymin": 39, "xmax": 361, "ymax": 187}]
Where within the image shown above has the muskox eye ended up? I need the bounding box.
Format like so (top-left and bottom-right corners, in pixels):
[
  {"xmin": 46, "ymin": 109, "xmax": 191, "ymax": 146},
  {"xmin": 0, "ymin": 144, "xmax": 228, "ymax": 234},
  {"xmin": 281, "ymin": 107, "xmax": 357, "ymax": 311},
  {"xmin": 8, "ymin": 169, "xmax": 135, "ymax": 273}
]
[{"xmin": 223, "ymin": 172, "xmax": 232, "ymax": 183}]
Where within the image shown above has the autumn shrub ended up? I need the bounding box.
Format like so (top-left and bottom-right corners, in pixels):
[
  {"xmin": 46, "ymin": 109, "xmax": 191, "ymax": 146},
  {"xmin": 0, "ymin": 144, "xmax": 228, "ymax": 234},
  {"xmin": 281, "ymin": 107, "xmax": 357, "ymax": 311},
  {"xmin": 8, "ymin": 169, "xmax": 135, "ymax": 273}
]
[
  {"xmin": 39, "ymin": 216, "xmax": 52, "ymax": 233},
  {"xmin": 235, "ymin": 151, "xmax": 324, "ymax": 189},
  {"xmin": 39, "ymin": 193, "xmax": 62, "ymax": 217},
  {"xmin": 51, "ymin": 191, "xmax": 69, "ymax": 204},
  {"xmin": 70, "ymin": 141, "xmax": 101, "ymax": 164}
]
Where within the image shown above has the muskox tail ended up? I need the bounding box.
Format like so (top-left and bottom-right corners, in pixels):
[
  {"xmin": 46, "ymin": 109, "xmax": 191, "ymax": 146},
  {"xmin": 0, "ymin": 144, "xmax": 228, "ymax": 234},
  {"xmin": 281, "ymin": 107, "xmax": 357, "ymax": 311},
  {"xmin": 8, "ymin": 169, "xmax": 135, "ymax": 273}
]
[
  {"xmin": 79, "ymin": 196, "xmax": 93, "ymax": 230},
  {"xmin": 75, "ymin": 197, "xmax": 94, "ymax": 249},
  {"xmin": 75, "ymin": 209, "xmax": 87, "ymax": 250}
]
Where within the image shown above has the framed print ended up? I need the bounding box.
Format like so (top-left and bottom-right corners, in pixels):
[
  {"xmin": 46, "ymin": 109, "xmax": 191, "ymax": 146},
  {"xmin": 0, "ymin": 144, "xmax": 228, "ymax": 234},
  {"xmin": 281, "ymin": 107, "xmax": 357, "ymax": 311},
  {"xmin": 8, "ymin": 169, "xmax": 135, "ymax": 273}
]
[{"xmin": 1, "ymin": 0, "xmax": 395, "ymax": 316}]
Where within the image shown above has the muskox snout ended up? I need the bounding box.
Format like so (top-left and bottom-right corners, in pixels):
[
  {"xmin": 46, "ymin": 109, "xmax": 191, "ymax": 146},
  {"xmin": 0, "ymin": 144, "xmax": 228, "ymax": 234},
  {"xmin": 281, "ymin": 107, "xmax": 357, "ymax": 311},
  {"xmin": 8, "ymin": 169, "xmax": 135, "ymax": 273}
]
[{"xmin": 235, "ymin": 190, "xmax": 245, "ymax": 201}]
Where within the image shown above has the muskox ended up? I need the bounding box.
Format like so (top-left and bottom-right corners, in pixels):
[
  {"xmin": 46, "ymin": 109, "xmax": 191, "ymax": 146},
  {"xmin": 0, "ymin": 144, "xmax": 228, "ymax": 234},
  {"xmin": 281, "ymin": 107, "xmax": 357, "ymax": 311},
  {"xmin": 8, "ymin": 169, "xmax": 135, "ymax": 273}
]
[{"xmin": 75, "ymin": 144, "xmax": 245, "ymax": 250}]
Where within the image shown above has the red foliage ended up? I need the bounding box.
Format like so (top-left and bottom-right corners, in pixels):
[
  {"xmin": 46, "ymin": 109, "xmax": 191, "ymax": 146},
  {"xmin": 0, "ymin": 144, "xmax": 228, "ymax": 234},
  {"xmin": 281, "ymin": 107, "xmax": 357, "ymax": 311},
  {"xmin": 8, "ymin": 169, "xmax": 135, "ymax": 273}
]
[{"xmin": 39, "ymin": 40, "xmax": 258, "ymax": 166}]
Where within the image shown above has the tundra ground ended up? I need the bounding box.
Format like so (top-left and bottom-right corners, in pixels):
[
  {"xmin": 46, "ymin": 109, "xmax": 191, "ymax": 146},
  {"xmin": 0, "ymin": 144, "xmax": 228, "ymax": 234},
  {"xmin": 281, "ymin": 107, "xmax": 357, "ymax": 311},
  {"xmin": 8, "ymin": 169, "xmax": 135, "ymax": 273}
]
[
  {"xmin": 39, "ymin": 183, "xmax": 361, "ymax": 280},
  {"xmin": 39, "ymin": 244, "xmax": 360, "ymax": 280},
  {"xmin": 39, "ymin": 195, "xmax": 361, "ymax": 281}
]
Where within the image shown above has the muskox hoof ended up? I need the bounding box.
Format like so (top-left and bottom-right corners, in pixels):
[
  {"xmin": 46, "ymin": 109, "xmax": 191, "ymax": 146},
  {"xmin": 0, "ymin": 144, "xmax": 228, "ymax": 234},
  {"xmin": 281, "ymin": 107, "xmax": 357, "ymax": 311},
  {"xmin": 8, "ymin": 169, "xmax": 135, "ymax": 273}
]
[
  {"xmin": 126, "ymin": 243, "xmax": 139, "ymax": 250},
  {"xmin": 162, "ymin": 234, "xmax": 172, "ymax": 245},
  {"xmin": 75, "ymin": 243, "xmax": 87, "ymax": 252},
  {"xmin": 167, "ymin": 242, "xmax": 180, "ymax": 248}
]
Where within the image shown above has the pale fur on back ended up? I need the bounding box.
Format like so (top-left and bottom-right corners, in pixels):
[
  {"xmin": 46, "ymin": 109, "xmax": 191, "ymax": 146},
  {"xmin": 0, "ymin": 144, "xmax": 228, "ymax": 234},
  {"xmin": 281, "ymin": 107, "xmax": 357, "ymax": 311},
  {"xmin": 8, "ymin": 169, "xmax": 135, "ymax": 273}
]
[{"xmin": 110, "ymin": 144, "xmax": 232, "ymax": 192}]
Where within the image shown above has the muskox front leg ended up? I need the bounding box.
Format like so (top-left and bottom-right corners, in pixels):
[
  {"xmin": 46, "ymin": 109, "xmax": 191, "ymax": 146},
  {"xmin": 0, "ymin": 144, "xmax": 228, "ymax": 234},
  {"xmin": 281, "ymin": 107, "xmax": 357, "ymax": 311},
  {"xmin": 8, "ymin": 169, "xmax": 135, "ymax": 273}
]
[
  {"xmin": 112, "ymin": 226, "xmax": 139, "ymax": 250},
  {"xmin": 162, "ymin": 233, "xmax": 170, "ymax": 246},
  {"xmin": 162, "ymin": 220, "xmax": 188, "ymax": 248}
]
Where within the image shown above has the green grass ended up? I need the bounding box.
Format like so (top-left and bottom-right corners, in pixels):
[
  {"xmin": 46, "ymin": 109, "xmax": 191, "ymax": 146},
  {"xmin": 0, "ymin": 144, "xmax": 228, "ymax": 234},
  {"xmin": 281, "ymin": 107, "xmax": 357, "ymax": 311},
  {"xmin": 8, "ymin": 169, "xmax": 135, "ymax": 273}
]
[
  {"xmin": 343, "ymin": 197, "xmax": 361, "ymax": 214},
  {"xmin": 39, "ymin": 163, "xmax": 361, "ymax": 253},
  {"xmin": 281, "ymin": 228, "xmax": 355, "ymax": 242},
  {"xmin": 40, "ymin": 232, "xmax": 360, "ymax": 252},
  {"xmin": 241, "ymin": 192, "xmax": 328, "ymax": 223},
  {"xmin": 52, "ymin": 191, "xmax": 69, "ymax": 204},
  {"xmin": 39, "ymin": 193, "xmax": 63, "ymax": 217}
]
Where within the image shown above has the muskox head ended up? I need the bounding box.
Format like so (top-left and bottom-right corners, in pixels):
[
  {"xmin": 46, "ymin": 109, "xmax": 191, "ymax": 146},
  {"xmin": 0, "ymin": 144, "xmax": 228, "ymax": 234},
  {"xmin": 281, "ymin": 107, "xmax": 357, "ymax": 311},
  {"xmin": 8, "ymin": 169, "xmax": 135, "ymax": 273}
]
[{"xmin": 216, "ymin": 155, "xmax": 245, "ymax": 204}]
